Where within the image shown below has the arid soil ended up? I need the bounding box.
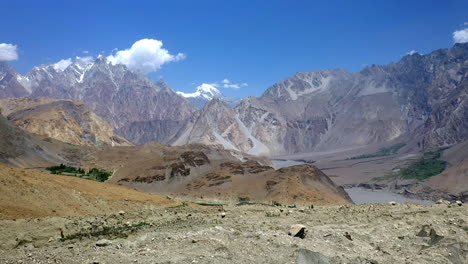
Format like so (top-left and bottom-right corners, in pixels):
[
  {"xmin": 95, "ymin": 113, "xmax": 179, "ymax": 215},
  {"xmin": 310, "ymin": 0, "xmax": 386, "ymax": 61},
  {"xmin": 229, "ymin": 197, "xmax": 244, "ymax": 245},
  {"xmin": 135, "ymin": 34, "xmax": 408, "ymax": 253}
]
[
  {"xmin": 0, "ymin": 203, "xmax": 466, "ymax": 264},
  {"xmin": 0, "ymin": 164, "xmax": 179, "ymax": 220}
]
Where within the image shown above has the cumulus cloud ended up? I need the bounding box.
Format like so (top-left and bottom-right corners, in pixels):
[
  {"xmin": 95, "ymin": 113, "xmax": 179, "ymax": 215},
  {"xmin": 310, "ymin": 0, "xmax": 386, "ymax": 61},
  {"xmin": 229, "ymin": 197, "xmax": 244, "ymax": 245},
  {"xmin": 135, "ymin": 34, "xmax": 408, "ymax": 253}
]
[
  {"xmin": 107, "ymin": 38, "xmax": 185, "ymax": 73},
  {"xmin": 453, "ymin": 28, "xmax": 468, "ymax": 43},
  {"xmin": 221, "ymin": 79, "xmax": 248, "ymax": 89},
  {"xmin": 0, "ymin": 43, "xmax": 18, "ymax": 61},
  {"xmin": 76, "ymin": 56, "xmax": 94, "ymax": 64},
  {"xmin": 53, "ymin": 58, "xmax": 72, "ymax": 71}
]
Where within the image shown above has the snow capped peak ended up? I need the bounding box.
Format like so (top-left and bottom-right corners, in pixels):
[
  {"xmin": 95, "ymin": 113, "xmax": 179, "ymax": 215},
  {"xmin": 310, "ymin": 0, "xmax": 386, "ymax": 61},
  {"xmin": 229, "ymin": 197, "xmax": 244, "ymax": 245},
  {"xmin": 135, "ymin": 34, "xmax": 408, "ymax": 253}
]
[
  {"xmin": 177, "ymin": 83, "xmax": 222, "ymax": 99},
  {"xmin": 196, "ymin": 83, "xmax": 222, "ymax": 98}
]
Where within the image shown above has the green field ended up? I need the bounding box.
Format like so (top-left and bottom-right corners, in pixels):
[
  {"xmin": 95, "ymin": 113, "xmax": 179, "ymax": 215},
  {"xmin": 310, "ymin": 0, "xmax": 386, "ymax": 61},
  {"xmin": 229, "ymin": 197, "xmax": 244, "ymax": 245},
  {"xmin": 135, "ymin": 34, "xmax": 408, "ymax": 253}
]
[
  {"xmin": 46, "ymin": 164, "xmax": 112, "ymax": 182},
  {"xmin": 400, "ymin": 150, "xmax": 446, "ymax": 180},
  {"xmin": 346, "ymin": 143, "xmax": 406, "ymax": 160}
]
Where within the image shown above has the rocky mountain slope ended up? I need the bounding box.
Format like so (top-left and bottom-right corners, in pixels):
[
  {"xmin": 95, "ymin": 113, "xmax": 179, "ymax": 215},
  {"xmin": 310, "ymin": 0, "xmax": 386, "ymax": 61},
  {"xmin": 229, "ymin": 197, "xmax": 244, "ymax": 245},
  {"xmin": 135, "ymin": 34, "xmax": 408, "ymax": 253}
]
[
  {"xmin": 0, "ymin": 56, "xmax": 195, "ymax": 129},
  {"xmin": 0, "ymin": 62, "xmax": 30, "ymax": 98},
  {"xmin": 0, "ymin": 112, "xmax": 72, "ymax": 167},
  {"xmin": 0, "ymin": 97, "xmax": 131, "ymax": 146},
  {"xmin": 171, "ymin": 43, "xmax": 468, "ymax": 156},
  {"xmin": 170, "ymin": 99, "xmax": 270, "ymax": 155}
]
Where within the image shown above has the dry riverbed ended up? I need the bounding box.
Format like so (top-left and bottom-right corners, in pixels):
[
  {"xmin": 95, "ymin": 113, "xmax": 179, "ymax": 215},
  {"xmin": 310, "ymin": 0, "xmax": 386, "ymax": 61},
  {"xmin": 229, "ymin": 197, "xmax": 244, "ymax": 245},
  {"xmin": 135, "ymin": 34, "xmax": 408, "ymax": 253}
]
[{"xmin": 0, "ymin": 203, "xmax": 466, "ymax": 264}]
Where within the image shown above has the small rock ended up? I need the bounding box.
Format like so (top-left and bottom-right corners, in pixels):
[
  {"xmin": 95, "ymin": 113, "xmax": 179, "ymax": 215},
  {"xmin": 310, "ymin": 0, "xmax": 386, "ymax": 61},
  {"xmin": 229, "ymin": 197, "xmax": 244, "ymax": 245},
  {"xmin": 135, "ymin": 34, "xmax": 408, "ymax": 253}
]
[
  {"xmin": 288, "ymin": 224, "xmax": 307, "ymax": 239},
  {"xmin": 389, "ymin": 201, "xmax": 397, "ymax": 206},
  {"xmin": 455, "ymin": 200, "xmax": 462, "ymax": 206},
  {"xmin": 96, "ymin": 239, "xmax": 112, "ymax": 247},
  {"xmin": 118, "ymin": 210, "xmax": 125, "ymax": 215},
  {"xmin": 343, "ymin": 232, "xmax": 353, "ymax": 241},
  {"xmin": 221, "ymin": 212, "xmax": 226, "ymax": 218}
]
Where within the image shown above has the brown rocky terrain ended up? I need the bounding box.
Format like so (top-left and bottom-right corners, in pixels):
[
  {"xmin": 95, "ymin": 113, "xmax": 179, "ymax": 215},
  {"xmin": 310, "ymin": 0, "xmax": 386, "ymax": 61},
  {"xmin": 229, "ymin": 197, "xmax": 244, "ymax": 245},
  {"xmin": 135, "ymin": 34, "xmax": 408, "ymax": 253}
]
[
  {"xmin": 0, "ymin": 97, "xmax": 131, "ymax": 147},
  {"xmin": 83, "ymin": 143, "xmax": 352, "ymax": 206}
]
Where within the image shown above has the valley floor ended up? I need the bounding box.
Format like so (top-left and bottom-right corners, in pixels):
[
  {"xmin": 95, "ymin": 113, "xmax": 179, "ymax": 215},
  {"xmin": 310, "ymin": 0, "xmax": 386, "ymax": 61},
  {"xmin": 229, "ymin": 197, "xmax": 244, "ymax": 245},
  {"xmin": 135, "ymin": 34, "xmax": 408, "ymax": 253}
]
[{"xmin": 0, "ymin": 203, "xmax": 466, "ymax": 264}]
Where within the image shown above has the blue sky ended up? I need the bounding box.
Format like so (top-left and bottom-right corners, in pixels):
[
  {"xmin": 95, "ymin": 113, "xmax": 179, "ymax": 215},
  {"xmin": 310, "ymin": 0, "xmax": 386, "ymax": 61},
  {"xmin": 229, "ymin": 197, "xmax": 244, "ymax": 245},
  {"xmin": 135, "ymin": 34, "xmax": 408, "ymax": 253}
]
[{"xmin": 2, "ymin": 0, "xmax": 467, "ymax": 97}]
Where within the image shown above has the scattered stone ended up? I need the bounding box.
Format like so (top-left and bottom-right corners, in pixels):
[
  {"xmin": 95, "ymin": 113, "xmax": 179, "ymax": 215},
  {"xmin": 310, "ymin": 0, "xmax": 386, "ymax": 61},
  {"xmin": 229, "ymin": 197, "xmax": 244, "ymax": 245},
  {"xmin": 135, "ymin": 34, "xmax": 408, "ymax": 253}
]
[
  {"xmin": 289, "ymin": 224, "xmax": 307, "ymax": 239},
  {"xmin": 95, "ymin": 239, "xmax": 112, "ymax": 247},
  {"xmin": 343, "ymin": 232, "xmax": 352, "ymax": 241},
  {"xmin": 118, "ymin": 210, "xmax": 125, "ymax": 215},
  {"xmin": 455, "ymin": 200, "xmax": 463, "ymax": 206},
  {"xmin": 389, "ymin": 201, "xmax": 396, "ymax": 206},
  {"xmin": 296, "ymin": 248, "xmax": 335, "ymax": 264},
  {"xmin": 436, "ymin": 199, "xmax": 450, "ymax": 205},
  {"xmin": 428, "ymin": 228, "xmax": 444, "ymax": 246},
  {"xmin": 221, "ymin": 212, "xmax": 226, "ymax": 218}
]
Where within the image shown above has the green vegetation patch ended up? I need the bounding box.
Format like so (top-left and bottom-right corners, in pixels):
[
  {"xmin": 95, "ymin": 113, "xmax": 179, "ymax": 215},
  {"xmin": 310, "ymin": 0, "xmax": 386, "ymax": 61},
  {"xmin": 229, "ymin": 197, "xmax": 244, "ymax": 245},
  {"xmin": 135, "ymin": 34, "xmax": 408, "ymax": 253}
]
[
  {"xmin": 346, "ymin": 143, "xmax": 406, "ymax": 160},
  {"xmin": 400, "ymin": 150, "xmax": 446, "ymax": 180},
  {"xmin": 46, "ymin": 164, "xmax": 111, "ymax": 182}
]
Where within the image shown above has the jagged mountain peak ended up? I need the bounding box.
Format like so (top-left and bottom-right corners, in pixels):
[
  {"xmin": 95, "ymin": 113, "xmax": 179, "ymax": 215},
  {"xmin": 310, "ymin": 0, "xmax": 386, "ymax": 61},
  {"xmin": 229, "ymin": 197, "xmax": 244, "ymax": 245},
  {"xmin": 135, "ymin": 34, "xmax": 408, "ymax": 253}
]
[{"xmin": 0, "ymin": 57, "xmax": 195, "ymax": 129}]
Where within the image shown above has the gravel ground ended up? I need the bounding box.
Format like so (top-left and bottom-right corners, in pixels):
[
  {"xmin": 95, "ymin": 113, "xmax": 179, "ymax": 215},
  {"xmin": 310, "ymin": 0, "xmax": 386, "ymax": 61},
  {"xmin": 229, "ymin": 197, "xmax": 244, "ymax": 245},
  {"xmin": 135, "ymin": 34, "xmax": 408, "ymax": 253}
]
[{"xmin": 0, "ymin": 203, "xmax": 466, "ymax": 264}]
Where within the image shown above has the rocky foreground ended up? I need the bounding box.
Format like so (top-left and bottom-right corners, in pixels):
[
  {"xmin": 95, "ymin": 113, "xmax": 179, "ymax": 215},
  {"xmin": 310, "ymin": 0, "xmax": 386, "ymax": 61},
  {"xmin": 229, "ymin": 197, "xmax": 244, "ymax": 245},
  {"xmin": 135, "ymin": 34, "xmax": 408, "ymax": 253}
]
[{"xmin": 0, "ymin": 203, "xmax": 466, "ymax": 264}]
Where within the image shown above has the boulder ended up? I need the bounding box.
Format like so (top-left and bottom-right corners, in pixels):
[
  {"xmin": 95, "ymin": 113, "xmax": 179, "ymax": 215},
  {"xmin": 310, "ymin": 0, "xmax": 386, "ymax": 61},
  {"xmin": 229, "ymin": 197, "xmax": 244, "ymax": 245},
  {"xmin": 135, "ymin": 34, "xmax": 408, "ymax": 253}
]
[
  {"xmin": 95, "ymin": 239, "xmax": 112, "ymax": 247},
  {"xmin": 289, "ymin": 224, "xmax": 307, "ymax": 239}
]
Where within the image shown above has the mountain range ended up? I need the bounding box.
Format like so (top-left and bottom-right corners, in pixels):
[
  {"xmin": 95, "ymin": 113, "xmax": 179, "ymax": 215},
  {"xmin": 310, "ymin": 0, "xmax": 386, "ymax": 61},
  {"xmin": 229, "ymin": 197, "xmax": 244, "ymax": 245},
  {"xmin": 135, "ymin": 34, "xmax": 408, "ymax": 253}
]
[
  {"xmin": 168, "ymin": 43, "xmax": 468, "ymax": 155},
  {"xmin": 0, "ymin": 56, "xmax": 195, "ymax": 130},
  {"xmin": 1, "ymin": 43, "xmax": 467, "ymax": 157}
]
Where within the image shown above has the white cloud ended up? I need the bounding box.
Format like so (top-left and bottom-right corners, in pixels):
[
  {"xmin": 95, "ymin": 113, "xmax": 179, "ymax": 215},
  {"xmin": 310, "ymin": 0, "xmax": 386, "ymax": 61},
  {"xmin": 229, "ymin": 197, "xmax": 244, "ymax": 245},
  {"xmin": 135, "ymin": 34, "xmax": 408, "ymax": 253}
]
[
  {"xmin": 464, "ymin": 22, "xmax": 468, "ymax": 26},
  {"xmin": 107, "ymin": 38, "xmax": 185, "ymax": 73},
  {"xmin": 222, "ymin": 79, "xmax": 248, "ymax": 89},
  {"xmin": 406, "ymin": 50, "xmax": 418, "ymax": 55},
  {"xmin": 0, "ymin": 43, "xmax": 18, "ymax": 61},
  {"xmin": 75, "ymin": 56, "xmax": 94, "ymax": 64},
  {"xmin": 82, "ymin": 50, "xmax": 89, "ymax": 54},
  {"xmin": 53, "ymin": 58, "xmax": 72, "ymax": 71},
  {"xmin": 453, "ymin": 28, "xmax": 468, "ymax": 43}
]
